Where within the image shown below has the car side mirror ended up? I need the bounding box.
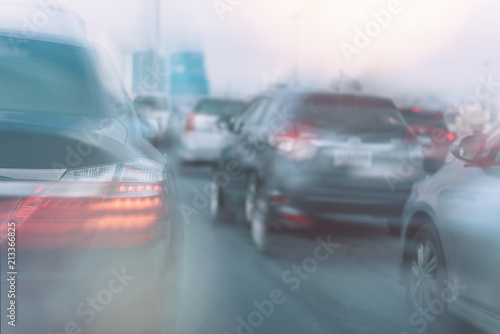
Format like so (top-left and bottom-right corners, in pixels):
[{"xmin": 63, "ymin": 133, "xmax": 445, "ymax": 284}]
[
  {"xmin": 216, "ymin": 116, "xmax": 231, "ymax": 131},
  {"xmin": 451, "ymin": 133, "xmax": 486, "ymax": 163},
  {"xmin": 227, "ymin": 117, "xmax": 242, "ymax": 134}
]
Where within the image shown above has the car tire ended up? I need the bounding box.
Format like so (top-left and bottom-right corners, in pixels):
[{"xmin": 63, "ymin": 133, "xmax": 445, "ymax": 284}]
[
  {"xmin": 210, "ymin": 178, "xmax": 229, "ymax": 224},
  {"xmin": 251, "ymin": 186, "xmax": 274, "ymax": 254},
  {"xmin": 405, "ymin": 224, "xmax": 464, "ymax": 333},
  {"xmin": 244, "ymin": 173, "xmax": 258, "ymax": 226}
]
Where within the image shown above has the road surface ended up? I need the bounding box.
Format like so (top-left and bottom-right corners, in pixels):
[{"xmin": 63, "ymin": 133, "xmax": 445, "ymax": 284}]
[{"xmin": 164, "ymin": 148, "xmax": 478, "ymax": 334}]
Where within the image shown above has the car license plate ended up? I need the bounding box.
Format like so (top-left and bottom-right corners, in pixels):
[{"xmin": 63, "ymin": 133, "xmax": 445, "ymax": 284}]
[
  {"xmin": 417, "ymin": 135, "xmax": 433, "ymax": 147},
  {"xmin": 333, "ymin": 150, "xmax": 372, "ymax": 167}
]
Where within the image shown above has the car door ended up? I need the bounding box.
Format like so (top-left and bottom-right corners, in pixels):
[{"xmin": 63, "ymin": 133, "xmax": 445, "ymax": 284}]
[
  {"xmin": 218, "ymin": 98, "xmax": 265, "ymax": 199},
  {"xmin": 442, "ymin": 132, "xmax": 500, "ymax": 316},
  {"xmin": 237, "ymin": 97, "xmax": 273, "ymax": 168}
]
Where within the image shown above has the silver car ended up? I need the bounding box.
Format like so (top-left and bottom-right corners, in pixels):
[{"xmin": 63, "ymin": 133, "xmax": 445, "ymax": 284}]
[{"xmin": 400, "ymin": 129, "xmax": 500, "ymax": 333}]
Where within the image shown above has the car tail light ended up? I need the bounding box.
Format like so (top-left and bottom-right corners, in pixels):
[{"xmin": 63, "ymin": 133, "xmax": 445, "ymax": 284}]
[
  {"xmin": 280, "ymin": 213, "xmax": 313, "ymax": 227},
  {"xmin": 12, "ymin": 159, "xmax": 168, "ymax": 249},
  {"xmin": 412, "ymin": 107, "xmax": 422, "ymax": 113},
  {"xmin": 272, "ymin": 120, "xmax": 318, "ymax": 152},
  {"xmin": 447, "ymin": 133, "xmax": 456, "ymax": 141},
  {"xmin": 185, "ymin": 114, "xmax": 195, "ymax": 132},
  {"xmin": 272, "ymin": 120, "xmax": 298, "ymax": 152}
]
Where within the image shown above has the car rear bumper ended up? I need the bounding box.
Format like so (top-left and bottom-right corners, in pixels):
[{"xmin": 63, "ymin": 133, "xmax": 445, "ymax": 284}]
[
  {"xmin": 0, "ymin": 232, "xmax": 180, "ymax": 333},
  {"xmin": 264, "ymin": 174, "xmax": 413, "ymax": 230},
  {"xmin": 180, "ymin": 147, "xmax": 220, "ymax": 163},
  {"xmin": 180, "ymin": 132, "xmax": 225, "ymax": 163}
]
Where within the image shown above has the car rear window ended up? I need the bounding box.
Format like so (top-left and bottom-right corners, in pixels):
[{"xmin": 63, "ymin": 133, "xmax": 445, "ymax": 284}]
[
  {"xmin": 293, "ymin": 98, "xmax": 406, "ymax": 134},
  {"xmin": 400, "ymin": 111, "xmax": 447, "ymax": 129},
  {"xmin": 194, "ymin": 99, "xmax": 246, "ymax": 116},
  {"xmin": 0, "ymin": 37, "xmax": 106, "ymax": 115},
  {"xmin": 134, "ymin": 96, "xmax": 169, "ymax": 111}
]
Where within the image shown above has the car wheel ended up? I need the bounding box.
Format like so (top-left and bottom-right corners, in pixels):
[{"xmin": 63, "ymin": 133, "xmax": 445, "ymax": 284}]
[
  {"xmin": 251, "ymin": 187, "xmax": 274, "ymax": 254},
  {"xmin": 405, "ymin": 224, "xmax": 456, "ymax": 333},
  {"xmin": 244, "ymin": 173, "xmax": 258, "ymax": 225},
  {"xmin": 210, "ymin": 178, "xmax": 228, "ymax": 223}
]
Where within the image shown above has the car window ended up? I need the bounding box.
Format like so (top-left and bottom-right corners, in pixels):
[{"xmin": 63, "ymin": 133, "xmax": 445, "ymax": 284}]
[
  {"xmin": 0, "ymin": 37, "xmax": 108, "ymax": 115},
  {"xmin": 134, "ymin": 96, "xmax": 169, "ymax": 111},
  {"xmin": 400, "ymin": 111, "xmax": 447, "ymax": 129},
  {"xmin": 239, "ymin": 98, "xmax": 269, "ymax": 131},
  {"xmin": 194, "ymin": 99, "xmax": 246, "ymax": 116},
  {"xmin": 249, "ymin": 98, "xmax": 272, "ymax": 126},
  {"xmin": 293, "ymin": 101, "xmax": 406, "ymax": 134},
  {"xmin": 234, "ymin": 98, "xmax": 261, "ymax": 131},
  {"xmin": 95, "ymin": 44, "xmax": 143, "ymax": 138}
]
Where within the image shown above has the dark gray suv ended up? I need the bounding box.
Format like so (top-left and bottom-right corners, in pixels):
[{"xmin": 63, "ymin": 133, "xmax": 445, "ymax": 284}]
[{"xmin": 210, "ymin": 91, "xmax": 424, "ymax": 252}]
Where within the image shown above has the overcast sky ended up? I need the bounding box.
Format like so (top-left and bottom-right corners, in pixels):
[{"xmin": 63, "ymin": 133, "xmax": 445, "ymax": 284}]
[{"xmin": 3, "ymin": 0, "xmax": 500, "ymax": 100}]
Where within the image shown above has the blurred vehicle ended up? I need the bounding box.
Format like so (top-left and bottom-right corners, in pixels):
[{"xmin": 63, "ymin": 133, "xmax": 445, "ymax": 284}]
[
  {"xmin": 0, "ymin": 10, "xmax": 183, "ymax": 334},
  {"xmin": 133, "ymin": 92, "xmax": 181, "ymax": 146},
  {"xmin": 138, "ymin": 114, "xmax": 161, "ymax": 143},
  {"xmin": 211, "ymin": 92, "xmax": 425, "ymax": 252},
  {"xmin": 400, "ymin": 130, "xmax": 500, "ymax": 334},
  {"xmin": 398, "ymin": 106, "xmax": 455, "ymax": 172},
  {"xmin": 180, "ymin": 97, "xmax": 247, "ymax": 164}
]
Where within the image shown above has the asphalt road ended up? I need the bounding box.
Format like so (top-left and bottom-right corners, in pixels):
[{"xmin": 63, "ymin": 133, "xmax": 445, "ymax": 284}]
[{"xmin": 164, "ymin": 148, "xmax": 477, "ymax": 334}]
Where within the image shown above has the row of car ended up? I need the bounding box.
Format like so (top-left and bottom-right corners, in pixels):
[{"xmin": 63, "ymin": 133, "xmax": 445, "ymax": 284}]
[
  {"xmin": 204, "ymin": 91, "xmax": 445, "ymax": 241},
  {"xmin": 189, "ymin": 90, "xmax": 498, "ymax": 333},
  {"xmin": 133, "ymin": 93, "xmax": 249, "ymax": 159}
]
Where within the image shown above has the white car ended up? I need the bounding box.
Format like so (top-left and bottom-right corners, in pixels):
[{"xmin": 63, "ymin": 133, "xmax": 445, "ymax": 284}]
[
  {"xmin": 180, "ymin": 98, "xmax": 247, "ymax": 164},
  {"xmin": 133, "ymin": 92, "xmax": 181, "ymax": 145}
]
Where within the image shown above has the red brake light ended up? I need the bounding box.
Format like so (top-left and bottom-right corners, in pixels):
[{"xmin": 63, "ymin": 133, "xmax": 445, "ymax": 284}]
[
  {"xmin": 186, "ymin": 114, "xmax": 195, "ymax": 132},
  {"xmin": 273, "ymin": 119, "xmax": 318, "ymax": 152},
  {"xmin": 274, "ymin": 120, "xmax": 298, "ymax": 151},
  {"xmin": 11, "ymin": 160, "xmax": 168, "ymax": 249},
  {"xmin": 412, "ymin": 107, "xmax": 422, "ymax": 113},
  {"xmin": 280, "ymin": 213, "xmax": 313, "ymax": 227},
  {"xmin": 447, "ymin": 133, "xmax": 456, "ymax": 141}
]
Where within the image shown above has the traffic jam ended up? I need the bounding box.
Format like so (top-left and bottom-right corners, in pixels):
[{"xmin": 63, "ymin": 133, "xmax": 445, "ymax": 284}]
[{"xmin": 1, "ymin": 1, "xmax": 499, "ymax": 334}]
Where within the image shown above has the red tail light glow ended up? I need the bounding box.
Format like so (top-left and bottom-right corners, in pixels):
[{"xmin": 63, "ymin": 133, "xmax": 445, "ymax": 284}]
[
  {"xmin": 10, "ymin": 159, "xmax": 168, "ymax": 249},
  {"xmin": 280, "ymin": 213, "xmax": 313, "ymax": 227},
  {"xmin": 273, "ymin": 119, "xmax": 318, "ymax": 152},
  {"xmin": 447, "ymin": 133, "xmax": 456, "ymax": 141},
  {"xmin": 186, "ymin": 114, "xmax": 195, "ymax": 132}
]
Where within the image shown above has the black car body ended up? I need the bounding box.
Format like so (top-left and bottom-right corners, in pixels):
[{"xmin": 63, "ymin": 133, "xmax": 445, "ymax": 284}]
[
  {"xmin": 211, "ymin": 92, "xmax": 424, "ymax": 251},
  {"xmin": 0, "ymin": 18, "xmax": 183, "ymax": 334}
]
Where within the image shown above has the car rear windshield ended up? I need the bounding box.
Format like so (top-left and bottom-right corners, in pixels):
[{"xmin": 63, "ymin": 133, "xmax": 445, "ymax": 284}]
[
  {"xmin": 400, "ymin": 111, "xmax": 447, "ymax": 129},
  {"xmin": 194, "ymin": 99, "xmax": 246, "ymax": 116},
  {"xmin": 134, "ymin": 96, "xmax": 169, "ymax": 111},
  {"xmin": 0, "ymin": 37, "xmax": 106, "ymax": 115},
  {"xmin": 294, "ymin": 98, "xmax": 406, "ymax": 134}
]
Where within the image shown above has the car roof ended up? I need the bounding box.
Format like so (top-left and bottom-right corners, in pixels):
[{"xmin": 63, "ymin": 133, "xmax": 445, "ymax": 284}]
[
  {"xmin": 259, "ymin": 90, "xmax": 395, "ymax": 108},
  {"xmin": 195, "ymin": 97, "xmax": 246, "ymax": 104},
  {"xmin": 133, "ymin": 92, "xmax": 171, "ymax": 100},
  {"xmin": 0, "ymin": 4, "xmax": 88, "ymax": 48}
]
